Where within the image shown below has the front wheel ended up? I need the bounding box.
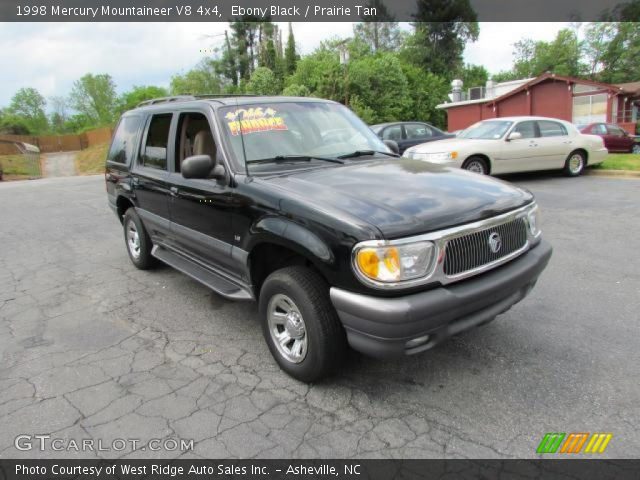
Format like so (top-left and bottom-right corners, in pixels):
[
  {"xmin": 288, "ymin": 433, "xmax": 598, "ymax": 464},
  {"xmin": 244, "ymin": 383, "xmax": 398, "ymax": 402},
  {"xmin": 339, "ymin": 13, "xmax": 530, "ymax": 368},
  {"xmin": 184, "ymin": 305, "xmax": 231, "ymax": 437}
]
[
  {"xmin": 563, "ymin": 151, "xmax": 586, "ymax": 177},
  {"xmin": 632, "ymin": 143, "xmax": 640, "ymax": 154},
  {"xmin": 462, "ymin": 156, "xmax": 489, "ymax": 175},
  {"xmin": 259, "ymin": 266, "xmax": 347, "ymax": 382}
]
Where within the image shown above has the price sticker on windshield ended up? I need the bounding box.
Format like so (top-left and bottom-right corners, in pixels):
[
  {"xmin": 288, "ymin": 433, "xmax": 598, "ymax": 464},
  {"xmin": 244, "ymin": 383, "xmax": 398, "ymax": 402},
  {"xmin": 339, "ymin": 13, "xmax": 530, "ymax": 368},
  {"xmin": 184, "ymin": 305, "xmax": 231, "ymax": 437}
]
[{"xmin": 225, "ymin": 107, "xmax": 289, "ymax": 136}]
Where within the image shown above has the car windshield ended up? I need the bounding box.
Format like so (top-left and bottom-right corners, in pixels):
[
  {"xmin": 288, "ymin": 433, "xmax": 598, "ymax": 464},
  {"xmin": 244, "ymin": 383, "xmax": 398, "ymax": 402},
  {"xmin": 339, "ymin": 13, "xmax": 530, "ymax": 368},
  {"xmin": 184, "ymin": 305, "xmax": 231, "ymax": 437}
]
[
  {"xmin": 218, "ymin": 102, "xmax": 388, "ymax": 167},
  {"xmin": 459, "ymin": 120, "xmax": 513, "ymax": 140}
]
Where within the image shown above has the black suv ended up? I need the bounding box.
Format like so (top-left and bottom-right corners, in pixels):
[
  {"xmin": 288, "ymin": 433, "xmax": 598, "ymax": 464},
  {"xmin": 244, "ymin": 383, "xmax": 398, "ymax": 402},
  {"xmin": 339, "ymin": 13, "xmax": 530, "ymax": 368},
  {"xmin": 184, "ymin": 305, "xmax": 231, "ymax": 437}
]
[{"xmin": 106, "ymin": 95, "xmax": 552, "ymax": 381}]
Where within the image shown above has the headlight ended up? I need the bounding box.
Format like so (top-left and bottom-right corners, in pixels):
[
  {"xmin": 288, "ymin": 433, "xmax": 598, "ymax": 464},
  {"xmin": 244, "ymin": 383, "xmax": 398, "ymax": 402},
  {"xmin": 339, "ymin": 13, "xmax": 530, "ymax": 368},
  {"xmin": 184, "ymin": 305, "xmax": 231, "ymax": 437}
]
[
  {"xmin": 527, "ymin": 204, "xmax": 541, "ymax": 237},
  {"xmin": 408, "ymin": 152, "xmax": 458, "ymax": 162},
  {"xmin": 353, "ymin": 241, "xmax": 436, "ymax": 285}
]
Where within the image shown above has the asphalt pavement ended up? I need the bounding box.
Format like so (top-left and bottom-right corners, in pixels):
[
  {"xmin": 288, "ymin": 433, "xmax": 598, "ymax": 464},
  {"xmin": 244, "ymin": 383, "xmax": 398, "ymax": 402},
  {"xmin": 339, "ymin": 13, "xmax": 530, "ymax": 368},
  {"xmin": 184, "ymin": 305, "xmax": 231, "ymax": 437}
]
[{"xmin": 0, "ymin": 173, "xmax": 638, "ymax": 459}]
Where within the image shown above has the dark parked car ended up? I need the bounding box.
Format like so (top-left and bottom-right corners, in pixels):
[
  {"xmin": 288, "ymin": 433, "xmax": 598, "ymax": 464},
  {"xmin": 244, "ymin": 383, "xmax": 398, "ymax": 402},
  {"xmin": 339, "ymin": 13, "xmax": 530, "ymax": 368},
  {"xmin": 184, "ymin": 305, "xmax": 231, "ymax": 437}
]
[
  {"xmin": 106, "ymin": 95, "xmax": 552, "ymax": 381},
  {"xmin": 578, "ymin": 123, "xmax": 640, "ymax": 153},
  {"xmin": 370, "ymin": 121, "xmax": 455, "ymax": 154}
]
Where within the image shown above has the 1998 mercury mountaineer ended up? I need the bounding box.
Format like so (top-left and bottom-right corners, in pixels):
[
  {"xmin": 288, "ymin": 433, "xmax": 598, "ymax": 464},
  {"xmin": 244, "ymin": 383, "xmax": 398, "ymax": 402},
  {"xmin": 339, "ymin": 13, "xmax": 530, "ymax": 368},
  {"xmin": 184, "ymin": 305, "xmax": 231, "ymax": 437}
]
[{"xmin": 106, "ymin": 95, "xmax": 552, "ymax": 381}]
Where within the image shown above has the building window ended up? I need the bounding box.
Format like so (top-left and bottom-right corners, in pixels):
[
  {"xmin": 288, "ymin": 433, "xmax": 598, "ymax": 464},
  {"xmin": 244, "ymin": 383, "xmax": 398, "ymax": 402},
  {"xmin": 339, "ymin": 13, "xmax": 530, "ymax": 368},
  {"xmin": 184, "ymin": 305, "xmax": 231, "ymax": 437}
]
[{"xmin": 572, "ymin": 93, "xmax": 607, "ymax": 124}]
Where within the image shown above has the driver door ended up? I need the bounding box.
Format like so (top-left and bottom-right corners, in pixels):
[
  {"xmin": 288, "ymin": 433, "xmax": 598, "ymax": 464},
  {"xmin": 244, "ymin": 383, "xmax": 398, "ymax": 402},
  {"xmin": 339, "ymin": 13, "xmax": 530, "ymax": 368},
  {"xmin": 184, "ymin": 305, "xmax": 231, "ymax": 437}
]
[
  {"xmin": 167, "ymin": 111, "xmax": 239, "ymax": 277},
  {"xmin": 498, "ymin": 120, "xmax": 540, "ymax": 173}
]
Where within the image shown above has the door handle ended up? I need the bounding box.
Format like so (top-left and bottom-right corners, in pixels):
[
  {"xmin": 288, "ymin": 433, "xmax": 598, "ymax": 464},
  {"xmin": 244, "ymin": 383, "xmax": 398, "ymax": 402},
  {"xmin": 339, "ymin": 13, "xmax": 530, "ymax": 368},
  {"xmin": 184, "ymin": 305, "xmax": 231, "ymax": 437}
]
[{"xmin": 169, "ymin": 186, "xmax": 179, "ymax": 196}]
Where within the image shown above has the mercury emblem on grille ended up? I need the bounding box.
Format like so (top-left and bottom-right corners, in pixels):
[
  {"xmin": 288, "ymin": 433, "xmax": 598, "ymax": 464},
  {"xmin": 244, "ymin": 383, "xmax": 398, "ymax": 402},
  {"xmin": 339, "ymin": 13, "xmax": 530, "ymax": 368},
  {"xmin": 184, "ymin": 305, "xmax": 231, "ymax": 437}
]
[{"xmin": 488, "ymin": 232, "xmax": 502, "ymax": 253}]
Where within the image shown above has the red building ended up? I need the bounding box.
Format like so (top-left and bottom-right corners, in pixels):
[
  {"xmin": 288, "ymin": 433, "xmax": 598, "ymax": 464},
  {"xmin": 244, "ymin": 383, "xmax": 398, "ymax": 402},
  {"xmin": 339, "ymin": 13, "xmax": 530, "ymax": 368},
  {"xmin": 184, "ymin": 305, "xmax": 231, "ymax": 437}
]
[{"xmin": 438, "ymin": 73, "xmax": 640, "ymax": 134}]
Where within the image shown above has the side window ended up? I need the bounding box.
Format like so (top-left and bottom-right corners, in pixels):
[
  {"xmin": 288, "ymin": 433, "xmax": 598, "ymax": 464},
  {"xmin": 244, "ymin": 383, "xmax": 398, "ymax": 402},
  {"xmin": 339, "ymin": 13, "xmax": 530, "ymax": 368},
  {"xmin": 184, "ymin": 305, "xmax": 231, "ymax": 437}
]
[
  {"xmin": 514, "ymin": 121, "xmax": 537, "ymax": 139},
  {"xmin": 140, "ymin": 114, "xmax": 172, "ymax": 170},
  {"xmin": 107, "ymin": 115, "xmax": 142, "ymax": 164},
  {"xmin": 607, "ymin": 125, "xmax": 625, "ymax": 136},
  {"xmin": 405, "ymin": 123, "xmax": 433, "ymax": 139},
  {"xmin": 593, "ymin": 124, "xmax": 607, "ymax": 135},
  {"xmin": 538, "ymin": 120, "xmax": 568, "ymax": 137},
  {"xmin": 175, "ymin": 112, "xmax": 217, "ymax": 172},
  {"xmin": 381, "ymin": 125, "xmax": 402, "ymax": 141}
]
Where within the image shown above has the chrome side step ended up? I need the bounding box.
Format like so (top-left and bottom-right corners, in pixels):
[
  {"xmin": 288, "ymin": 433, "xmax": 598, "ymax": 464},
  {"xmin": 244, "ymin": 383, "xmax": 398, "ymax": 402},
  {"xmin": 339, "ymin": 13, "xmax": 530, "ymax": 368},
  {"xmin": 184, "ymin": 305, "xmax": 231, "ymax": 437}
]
[{"xmin": 152, "ymin": 245, "xmax": 254, "ymax": 301}]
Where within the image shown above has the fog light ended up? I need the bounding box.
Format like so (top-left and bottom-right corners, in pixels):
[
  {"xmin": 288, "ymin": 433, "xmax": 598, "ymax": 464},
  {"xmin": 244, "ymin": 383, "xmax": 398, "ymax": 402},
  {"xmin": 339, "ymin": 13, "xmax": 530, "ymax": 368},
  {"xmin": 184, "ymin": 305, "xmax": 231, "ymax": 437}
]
[{"xmin": 406, "ymin": 335, "xmax": 430, "ymax": 349}]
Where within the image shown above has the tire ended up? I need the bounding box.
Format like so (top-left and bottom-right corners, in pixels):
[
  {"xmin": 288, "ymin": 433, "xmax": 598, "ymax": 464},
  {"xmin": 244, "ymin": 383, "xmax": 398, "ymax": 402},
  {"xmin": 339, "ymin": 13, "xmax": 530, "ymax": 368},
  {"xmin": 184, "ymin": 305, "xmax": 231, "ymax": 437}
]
[
  {"xmin": 259, "ymin": 265, "xmax": 347, "ymax": 382},
  {"xmin": 632, "ymin": 143, "xmax": 640, "ymax": 154},
  {"xmin": 123, "ymin": 208, "xmax": 155, "ymax": 270},
  {"xmin": 462, "ymin": 156, "xmax": 489, "ymax": 175},
  {"xmin": 563, "ymin": 150, "xmax": 586, "ymax": 177}
]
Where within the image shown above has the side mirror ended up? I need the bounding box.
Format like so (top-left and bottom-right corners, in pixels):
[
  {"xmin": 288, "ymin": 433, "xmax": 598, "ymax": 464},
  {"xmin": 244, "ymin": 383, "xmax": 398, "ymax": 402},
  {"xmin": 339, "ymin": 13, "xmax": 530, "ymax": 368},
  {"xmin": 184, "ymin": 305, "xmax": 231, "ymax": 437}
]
[
  {"xmin": 384, "ymin": 139, "xmax": 400, "ymax": 155},
  {"xmin": 182, "ymin": 155, "xmax": 226, "ymax": 180},
  {"xmin": 507, "ymin": 131, "xmax": 522, "ymax": 141}
]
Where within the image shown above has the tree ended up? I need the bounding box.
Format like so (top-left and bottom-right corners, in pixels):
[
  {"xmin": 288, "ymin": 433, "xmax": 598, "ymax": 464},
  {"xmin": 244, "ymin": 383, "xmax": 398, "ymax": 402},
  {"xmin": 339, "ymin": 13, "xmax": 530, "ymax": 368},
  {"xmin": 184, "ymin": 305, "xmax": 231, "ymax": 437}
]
[
  {"xmin": 583, "ymin": 22, "xmax": 640, "ymax": 82},
  {"xmin": 170, "ymin": 60, "xmax": 223, "ymax": 95},
  {"xmin": 246, "ymin": 67, "xmax": 280, "ymax": 95},
  {"xmin": 284, "ymin": 23, "xmax": 298, "ymax": 75},
  {"xmin": 457, "ymin": 64, "xmax": 489, "ymax": 89},
  {"xmin": 401, "ymin": 0, "xmax": 479, "ymax": 78},
  {"xmin": 69, "ymin": 74, "xmax": 117, "ymax": 126},
  {"xmin": 8, "ymin": 87, "xmax": 48, "ymax": 134},
  {"xmin": 353, "ymin": 1, "xmax": 402, "ymax": 52},
  {"xmin": 48, "ymin": 96, "xmax": 69, "ymax": 133},
  {"xmin": 118, "ymin": 85, "xmax": 169, "ymax": 113}
]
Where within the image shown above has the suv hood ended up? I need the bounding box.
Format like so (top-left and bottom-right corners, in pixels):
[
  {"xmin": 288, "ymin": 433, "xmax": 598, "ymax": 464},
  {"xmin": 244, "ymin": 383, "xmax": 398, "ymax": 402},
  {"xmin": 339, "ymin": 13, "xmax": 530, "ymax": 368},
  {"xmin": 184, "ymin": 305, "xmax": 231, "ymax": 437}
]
[{"xmin": 265, "ymin": 158, "xmax": 533, "ymax": 238}]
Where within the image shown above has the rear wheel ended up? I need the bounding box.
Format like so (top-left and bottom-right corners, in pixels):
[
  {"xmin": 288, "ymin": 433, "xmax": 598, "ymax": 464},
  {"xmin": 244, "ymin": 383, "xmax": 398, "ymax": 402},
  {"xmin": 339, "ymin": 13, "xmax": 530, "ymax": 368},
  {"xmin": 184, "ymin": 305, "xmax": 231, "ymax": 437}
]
[
  {"xmin": 123, "ymin": 208, "xmax": 155, "ymax": 269},
  {"xmin": 462, "ymin": 156, "xmax": 489, "ymax": 175},
  {"xmin": 563, "ymin": 151, "xmax": 586, "ymax": 177},
  {"xmin": 259, "ymin": 266, "xmax": 347, "ymax": 382}
]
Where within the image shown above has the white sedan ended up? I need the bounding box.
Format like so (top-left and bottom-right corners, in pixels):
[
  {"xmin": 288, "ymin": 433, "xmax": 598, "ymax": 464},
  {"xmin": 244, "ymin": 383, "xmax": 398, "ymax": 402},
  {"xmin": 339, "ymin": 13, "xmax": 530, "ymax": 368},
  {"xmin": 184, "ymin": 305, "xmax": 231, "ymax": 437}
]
[{"xmin": 403, "ymin": 116, "xmax": 607, "ymax": 176}]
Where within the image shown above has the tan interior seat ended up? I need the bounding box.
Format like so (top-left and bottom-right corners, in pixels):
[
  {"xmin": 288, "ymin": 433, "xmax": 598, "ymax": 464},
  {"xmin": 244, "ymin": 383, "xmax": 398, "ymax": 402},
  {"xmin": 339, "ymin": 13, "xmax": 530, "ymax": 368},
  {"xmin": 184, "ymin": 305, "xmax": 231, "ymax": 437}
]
[{"xmin": 193, "ymin": 130, "xmax": 216, "ymax": 159}]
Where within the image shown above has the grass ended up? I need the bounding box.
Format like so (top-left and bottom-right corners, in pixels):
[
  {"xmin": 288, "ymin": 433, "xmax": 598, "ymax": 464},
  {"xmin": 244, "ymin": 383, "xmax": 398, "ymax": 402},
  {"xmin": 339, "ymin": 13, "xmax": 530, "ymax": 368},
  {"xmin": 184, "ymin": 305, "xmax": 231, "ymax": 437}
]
[
  {"xmin": 592, "ymin": 152, "xmax": 640, "ymax": 171},
  {"xmin": 75, "ymin": 143, "xmax": 109, "ymax": 175},
  {"xmin": 0, "ymin": 154, "xmax": 42, "ymax": 179}
]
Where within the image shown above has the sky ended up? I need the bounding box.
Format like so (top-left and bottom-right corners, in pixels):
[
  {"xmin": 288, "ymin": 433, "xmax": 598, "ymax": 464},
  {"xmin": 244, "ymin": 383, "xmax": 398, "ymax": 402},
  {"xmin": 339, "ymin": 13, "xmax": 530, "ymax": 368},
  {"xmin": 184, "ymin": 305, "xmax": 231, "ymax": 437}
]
[{"xmin": 0, "ymin": 22, "xmax": 569, "ymax": 108}]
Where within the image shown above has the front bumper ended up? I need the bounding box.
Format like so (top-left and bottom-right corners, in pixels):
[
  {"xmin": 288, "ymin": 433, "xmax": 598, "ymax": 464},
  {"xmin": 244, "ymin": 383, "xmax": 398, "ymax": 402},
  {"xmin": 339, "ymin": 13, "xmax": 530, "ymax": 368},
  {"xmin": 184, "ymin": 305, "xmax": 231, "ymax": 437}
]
[{"xmin": 330, "ymin": 240, "xmax": 552, "ymax": 358}]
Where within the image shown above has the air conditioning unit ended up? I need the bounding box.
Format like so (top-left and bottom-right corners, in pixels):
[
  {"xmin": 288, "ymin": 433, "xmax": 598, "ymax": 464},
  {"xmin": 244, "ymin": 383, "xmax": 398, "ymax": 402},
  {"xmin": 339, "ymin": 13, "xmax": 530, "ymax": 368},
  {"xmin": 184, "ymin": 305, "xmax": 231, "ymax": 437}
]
[{"xmin": 468, "ymin": 87, "xmax": 485, "ymax": 100}]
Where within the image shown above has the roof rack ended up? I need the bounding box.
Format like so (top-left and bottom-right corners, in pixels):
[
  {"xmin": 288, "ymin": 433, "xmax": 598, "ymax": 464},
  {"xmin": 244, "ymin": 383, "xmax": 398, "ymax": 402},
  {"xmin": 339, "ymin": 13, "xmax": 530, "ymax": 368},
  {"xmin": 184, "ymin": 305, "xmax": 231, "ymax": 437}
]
[
  {"xmin": 136, "ymin": 95, "xmax": 196, "ymax": 108},
  {"xmin": 136, "ymin": 93, "xmax": 260, "ymax": 108}
]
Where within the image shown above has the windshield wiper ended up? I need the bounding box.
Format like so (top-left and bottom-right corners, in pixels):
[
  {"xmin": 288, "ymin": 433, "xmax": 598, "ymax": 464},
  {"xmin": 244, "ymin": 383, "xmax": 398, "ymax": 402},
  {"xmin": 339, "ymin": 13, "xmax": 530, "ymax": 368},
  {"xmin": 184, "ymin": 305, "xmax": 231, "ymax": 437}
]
[
  {"xmin": 248, "ymin": 155, "xmax": 344, "ymax": 165},
  {"xmin": 337, "ymin": 150, "xmax": 399, "ymax": 159}
]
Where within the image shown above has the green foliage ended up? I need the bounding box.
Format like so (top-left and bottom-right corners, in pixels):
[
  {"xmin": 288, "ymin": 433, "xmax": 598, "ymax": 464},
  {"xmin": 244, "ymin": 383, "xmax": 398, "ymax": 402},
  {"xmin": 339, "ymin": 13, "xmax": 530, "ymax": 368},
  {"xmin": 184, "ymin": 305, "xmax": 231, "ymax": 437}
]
[
  {"xmin": 0, "ymin": 110, "xmax": 32, "ymax": 135},
  {"xmin": 246, "ymin": 67, "xmax": 280, "ymax": 95},
  {"xmin": 510, "ymin": 29, "xmax": 584, "ymax": 78},
  {"xmin": 353, "ymin": 2, "xmax": 402, "ymax": 53},
  {"xmin": 347, "ymin": 54, "xmax": 412, "ymax": 123},
  {"xmin": 284, "ymin": 23, "xmax": 297, "ymax": 75},
  {"xmin": 118, "ymin": 85, "xmax": 168, "ymax": 113},
  {"xmin": 401, "ymin": 63, "xmax": 450, "ymax": 127},
  {"xmin": 281, "ymin": 84, "xmax": 311, "ymax": 97},
  {"xmin": 583, "ymin": 22, "xmax": 640, "ymax": 83},
  {"xmin": 171, "ymin": 60, "xmax": 223, "ymax": 95},
  {"xmin": 8, "ymin": 87, "xmax": 48, "ymax": 134},
  {"xmin": 458, "ymin": 64, "xmax": 489, "ymax": 89},
  {"xmin": 287, "ymin": 47, "xmax": 343, "ymax": 101},
  {"xmin": 403, "ymin": 0, "xmax": 479, "ymax": 79},
  {"xmin": 69, "ymin": 73, "xmax": 117, "ymax": 126}
]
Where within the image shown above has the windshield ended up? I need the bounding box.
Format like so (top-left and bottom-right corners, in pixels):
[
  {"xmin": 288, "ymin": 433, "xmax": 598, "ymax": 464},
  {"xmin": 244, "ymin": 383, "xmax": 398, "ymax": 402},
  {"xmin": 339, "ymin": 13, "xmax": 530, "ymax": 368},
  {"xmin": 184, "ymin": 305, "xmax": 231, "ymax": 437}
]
[
  {"xmin": 218, "ymin": 102, "xmax": 388, "ymax": 166},
  {"xmin": 459, "ymin": 120, "xmax": 513, "ymax": 140}
]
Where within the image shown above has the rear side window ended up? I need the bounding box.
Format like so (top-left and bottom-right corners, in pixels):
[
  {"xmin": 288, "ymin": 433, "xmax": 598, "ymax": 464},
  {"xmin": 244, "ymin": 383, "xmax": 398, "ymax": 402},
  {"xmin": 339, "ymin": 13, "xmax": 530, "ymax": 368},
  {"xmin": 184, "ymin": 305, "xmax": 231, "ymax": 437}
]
[
  {"xmin": 593, "ymin": 124, "xmax": 607, "ymax": 135},
  {"xmin": 107, "ymin": 115, "xmax": 142, "ymax": 164},
  {"xmin": 405, "ymin": 123, "xmax": 433, "ymax": 139},
  {"xmin": 140, "ymin": 114, "xmax": 172, "ymax": 170},
  {"xmin": 538, "ymin": 120, "xmax": 567, "ymax": 137}
]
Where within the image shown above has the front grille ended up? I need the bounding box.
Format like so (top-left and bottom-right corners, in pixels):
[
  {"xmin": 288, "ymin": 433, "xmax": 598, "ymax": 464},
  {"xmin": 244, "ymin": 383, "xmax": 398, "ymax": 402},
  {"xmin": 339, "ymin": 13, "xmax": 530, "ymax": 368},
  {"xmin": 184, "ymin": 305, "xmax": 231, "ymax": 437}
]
[{"xmin": 443, "ymin": 217, "xmax": 528, "ymax": 276}]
